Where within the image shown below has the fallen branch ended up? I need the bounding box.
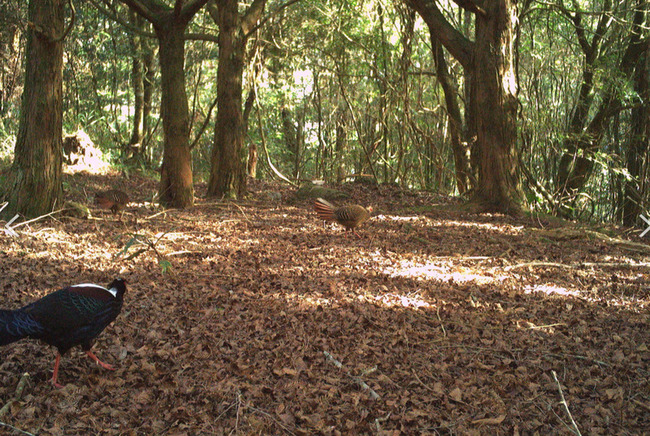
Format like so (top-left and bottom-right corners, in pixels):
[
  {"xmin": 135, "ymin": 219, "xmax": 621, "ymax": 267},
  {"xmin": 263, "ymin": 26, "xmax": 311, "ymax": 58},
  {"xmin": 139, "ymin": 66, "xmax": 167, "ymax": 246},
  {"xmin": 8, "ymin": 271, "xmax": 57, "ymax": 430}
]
[
  {"xmin": 145, "ymin": 209, "xmax": 179, "ymax": 220},
  {"xmin": 10, "ymin": 209, "xmax": 65, "ymax": 230},
  {"xmin": 506, "ymin": 261, "xmax": 650, "ymax": 271},
  {"xmin": 544, "ymin": 353, "xmax": 609, "ymax": 366},
  {"xmin": 323, "ymin": 351, "xmax": 380, "ymax": 400},
  {"xmin": 552, "ymin": 370, "xmax": 582, "ymax": 436},
  {"xmin": 0, "ymin": 373, "xmax": 35, "ymax": 436},
  {"xmin": 245, "ymin": 404, "xmax": 297, "ymax": 435},
  {"xmin": 0, "ymin": 422, "xmax": 35, "ymax": 436},
  {"xmin": 0, "ymin": 372, "xmax": 31, "ymax": 419}
]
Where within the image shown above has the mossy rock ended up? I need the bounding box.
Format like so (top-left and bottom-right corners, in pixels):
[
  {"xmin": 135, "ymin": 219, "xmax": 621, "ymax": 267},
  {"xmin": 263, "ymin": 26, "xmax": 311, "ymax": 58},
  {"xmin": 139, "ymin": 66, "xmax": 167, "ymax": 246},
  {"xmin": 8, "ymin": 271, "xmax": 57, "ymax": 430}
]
[{"xmin": 294, "ymin": 183, "xmax": 350, "ymax": 201}]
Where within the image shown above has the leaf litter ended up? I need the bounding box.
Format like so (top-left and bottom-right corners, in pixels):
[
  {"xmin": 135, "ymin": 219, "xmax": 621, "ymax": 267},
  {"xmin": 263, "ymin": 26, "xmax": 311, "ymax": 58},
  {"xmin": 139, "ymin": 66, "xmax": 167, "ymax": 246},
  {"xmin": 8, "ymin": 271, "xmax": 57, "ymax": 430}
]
[{"xmin": 0, "ymin": 172, "xmax": 648, "ymax": 435}]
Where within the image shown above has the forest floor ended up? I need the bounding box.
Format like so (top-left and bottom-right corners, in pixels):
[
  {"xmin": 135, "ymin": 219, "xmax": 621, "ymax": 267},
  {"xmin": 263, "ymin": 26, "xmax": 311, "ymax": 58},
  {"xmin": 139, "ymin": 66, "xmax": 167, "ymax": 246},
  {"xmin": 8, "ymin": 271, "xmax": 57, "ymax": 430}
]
[{"xmin": 0, "ymin": 169, "xmax": 649, "ymax": 436}]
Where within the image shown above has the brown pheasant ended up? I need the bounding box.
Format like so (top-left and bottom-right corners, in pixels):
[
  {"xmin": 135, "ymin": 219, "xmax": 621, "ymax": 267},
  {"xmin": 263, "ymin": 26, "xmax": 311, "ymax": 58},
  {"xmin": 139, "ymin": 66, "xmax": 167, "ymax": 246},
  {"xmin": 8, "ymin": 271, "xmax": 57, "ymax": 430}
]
[
  {"xmin": 314, "ymin": 198, "xmax": 372, "ymax": 237},
  {"xmin": 95, "ymin": 189, "xmax": 130, "ymax": 218}
]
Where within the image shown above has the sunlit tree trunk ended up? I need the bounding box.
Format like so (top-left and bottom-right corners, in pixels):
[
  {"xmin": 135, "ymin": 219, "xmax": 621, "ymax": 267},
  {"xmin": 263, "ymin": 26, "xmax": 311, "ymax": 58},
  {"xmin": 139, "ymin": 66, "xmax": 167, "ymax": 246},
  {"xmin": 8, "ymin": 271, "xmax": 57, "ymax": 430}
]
[
  {"xmin": 243, "ymin": 88, "xmax": 257, "ymax": 177},
  {"xmin": 156, "ymin": 24, "xmax": 194, "ymax": 207},
  {"xmin": 2, "ymin": 0, "xmax": 64, "ymax": 219},
  {"xmin": 335, "ymin": 105, "xmax": 347, "ymax": 183},
  {"xmin": 118, "ymin": 0, "xmax": 210, "ymax": 208},
  {"xmin": 470, "ymin": 0, "xmax": 521, "ymax": 212},
  {"xmin": 430, "ymin": 33, "xmax": 471, "ymax": 194},
  {"xmin": 208, "ymin": 0, "xmax": 246, "ymax": 198},
  {"xmin": 207, "ymin": 0, "xmax": 265, "ymax": 199},
  {"xmin": 142, "ymin": 41, "xmax": 156, "ymax": 162},
  {"xmin": 406, "ymin": 0, "xmax": 523, "ymax": 213}
]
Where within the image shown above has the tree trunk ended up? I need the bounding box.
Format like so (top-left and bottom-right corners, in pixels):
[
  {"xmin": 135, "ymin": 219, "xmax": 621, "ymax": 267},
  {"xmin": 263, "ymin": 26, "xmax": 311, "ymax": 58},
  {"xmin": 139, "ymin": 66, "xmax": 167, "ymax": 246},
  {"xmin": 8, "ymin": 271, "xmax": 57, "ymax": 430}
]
[
  {"xmin": 142, "ymin": 39, "xmax": 155, "ymax": 162},
  {"xmin": 156, "ymin": 23, "xmax": 194, "ymax": 208},
  {"xmin": 242, "ymin": 88, "xmax": 257, "ymax": 177},
  {"xmin": 207, "ymin": 0, "xmax": 246, "ymax": 199},
  {"xmin": 118, "ymin": 0, "xmax": 211, "ymax": 207},
  {"xmin": 556, "ymin": 1, "xmax": 646, "ymax": 205},
  {"xmin": 335, "ymin": 105, "xmax": 347, "ymax": 183},
  {"xmin": 129, "ymin": 12, "xmax": 144, "ymax": 151},
  {"xmin": 430, "ymin": 33, "xmax": 471, "ymax": 194},
  {"xmin": 622, "ymin": 38, "xmax": 649, "ymax": 226},
  {"xmin": 470, "ymin": 0, "xmax": 522, "ymax": 212},
  {"xmin": 281, "ymin": 106, "xmax": 300, "ymax": 178},
  {"xmin": 405, "ymin": 0, "xmax": 523, "ymax": 213},
  {"xmin": 2, "ymin": 0, "xmax": 64, "ymax": 219}
]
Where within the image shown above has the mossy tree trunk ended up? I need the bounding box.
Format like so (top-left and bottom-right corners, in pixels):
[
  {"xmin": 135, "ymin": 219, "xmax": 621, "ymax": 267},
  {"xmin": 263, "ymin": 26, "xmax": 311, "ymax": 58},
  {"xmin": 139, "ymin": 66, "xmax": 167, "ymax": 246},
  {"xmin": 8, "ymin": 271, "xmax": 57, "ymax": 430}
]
[
  {"xmin": 118, "ymin": 0, "xmax": 211, "ymax": 208},
  {"xmin": 2, "ymin": 0, "xmax": 65, "ymax": 219},
  {"xmin": 207, "ymin": 0, "xmax": 265, "ymax": 199},
  {"xmin": 156, "ymin": 21, "xmax": 194, "ymax": 207},
  {"xmin": 405, "ymin": 0, "xmax": 524, "ymax": 214}
]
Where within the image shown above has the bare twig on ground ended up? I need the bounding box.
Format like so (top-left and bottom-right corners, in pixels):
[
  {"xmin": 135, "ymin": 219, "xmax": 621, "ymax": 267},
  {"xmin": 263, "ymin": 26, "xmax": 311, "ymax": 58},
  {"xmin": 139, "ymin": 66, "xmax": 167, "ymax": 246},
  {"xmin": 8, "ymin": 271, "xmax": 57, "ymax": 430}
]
[
  {"xmin": 436, "ymin": 306, "xmax": 447, "ymax": 337},
  {"xmin": 552, "ymin": 370, "xmax": 582, "ymax": 436},
  {"xmin": 506, "ymin": 261, "xmax": 650, "ymax": 270},
  {"xmin": 0, "ymin": 373, "xmax": 31, "ymax": 419},
  {"xmin": 323, "ymin": 351, "xmax": 380, "ymax": 400},
  {"xmin": 0, "ymin": 373, "xmax": 34, "ymax": 436}
]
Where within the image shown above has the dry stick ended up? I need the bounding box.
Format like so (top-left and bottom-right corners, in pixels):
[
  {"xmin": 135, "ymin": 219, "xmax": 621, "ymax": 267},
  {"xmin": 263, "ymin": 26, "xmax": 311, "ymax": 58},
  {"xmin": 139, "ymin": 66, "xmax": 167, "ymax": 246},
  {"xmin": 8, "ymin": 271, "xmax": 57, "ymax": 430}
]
[
  {"xmin": 145, "ymin": 209, "xmax": 179, "ymax": 220},
  {"xmin": 230, "ymin": 202, "xmax": 252, "ymax": 224},
  {"xmin": 0, "ymin": 373, "xmax": 35, "ymax": 436},
  {"xmin": 631, "ymin": 398, "xmax": 650, "ymax": 412},
  {"xmin": 505, "ymin": 261, "xmax": 650, "ymax": 271},
  {"xmin": 0, "ymin": 422, "xmax": 35, "ymax": 436},
  {"xmin": 10, "ymin": 209, "xmax": 65, "ymax": 229},
  {"xmin": 0, "ymin": 372, "xmax": 30, "ymax": 419},
  {"xmin": 323, "ymin": 351, "xmax": 380, "ymax": 400},
  {"xmin": 230, "ymin": 391, "xmax": 242, "ymax": 436},
  {"xmin": 436, "ymin": 306, "xmax": 447, "ymax": 337},
  {"xmin": 551, "ymin": 370, "xmax": 582, "ymax": 436}
]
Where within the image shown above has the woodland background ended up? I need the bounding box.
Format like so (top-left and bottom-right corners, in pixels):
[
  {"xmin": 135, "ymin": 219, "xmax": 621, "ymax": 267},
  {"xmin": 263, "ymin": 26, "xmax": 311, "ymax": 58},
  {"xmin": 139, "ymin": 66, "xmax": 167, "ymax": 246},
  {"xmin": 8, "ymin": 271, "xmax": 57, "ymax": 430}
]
[
  {"xmin": 0, "ymin": 0, "xmax": 648, "ymax": 222},
  {"xmin": 0, "ymin": 0, "xmax": 649, "ymax": 435}
]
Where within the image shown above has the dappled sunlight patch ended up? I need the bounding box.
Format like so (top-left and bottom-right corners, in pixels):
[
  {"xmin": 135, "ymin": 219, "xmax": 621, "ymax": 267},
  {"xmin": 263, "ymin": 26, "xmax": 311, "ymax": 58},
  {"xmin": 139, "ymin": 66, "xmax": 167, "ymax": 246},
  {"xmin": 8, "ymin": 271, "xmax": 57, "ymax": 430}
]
[
  {"xmin": 523, "ymin": 283, "xmax": 581, "ymax": 298},
  {"xmin": 385, "ymin": 260, "xmax": 509, "ymax": 285},
  {"xmin": 380, "ymin": 215, "xmax": 422, "ymax": 222},
  {"xmin": 1, "ymin": 175, "xmax": 648, "ymax": 435},
  {"xmin": 373, "ymin": 292, "xmax": 431, "ymax": 309}
]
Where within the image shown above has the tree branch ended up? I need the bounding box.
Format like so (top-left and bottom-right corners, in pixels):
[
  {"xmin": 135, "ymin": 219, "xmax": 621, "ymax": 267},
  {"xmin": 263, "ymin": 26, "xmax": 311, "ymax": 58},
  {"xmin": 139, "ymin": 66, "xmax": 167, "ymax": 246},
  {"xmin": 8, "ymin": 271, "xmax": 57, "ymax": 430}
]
[{"xmin": 404, "ymin": 0, "xmax": 473, "ymax": 68}]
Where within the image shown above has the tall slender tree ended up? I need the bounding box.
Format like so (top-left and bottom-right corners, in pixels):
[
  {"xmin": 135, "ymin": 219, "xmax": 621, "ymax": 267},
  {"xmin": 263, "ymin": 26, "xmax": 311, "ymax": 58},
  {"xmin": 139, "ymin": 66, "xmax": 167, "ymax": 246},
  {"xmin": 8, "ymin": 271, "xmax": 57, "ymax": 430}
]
[
  {"xmin": 405, "ymin": 0, "xmax": 523, "ymax": 213},
  {"xmin": 118, "ymin": 0, "xmax": 210, "ymax": 208},
  {"xmin": 2, "ymin": 0, "xmax": 67, "ymax": 219},
  {"xmin": 207, "ymin": 0, "xmax": 265, "ymax": 199}
]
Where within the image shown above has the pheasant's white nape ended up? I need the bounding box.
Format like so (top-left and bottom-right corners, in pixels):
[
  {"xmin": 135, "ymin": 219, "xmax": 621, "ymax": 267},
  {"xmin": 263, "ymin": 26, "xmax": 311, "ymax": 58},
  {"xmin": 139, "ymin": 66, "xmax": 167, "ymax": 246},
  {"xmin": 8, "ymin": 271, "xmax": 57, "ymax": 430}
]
[{"xmin": 71, "ymin": 283, "xmax": 116, "ymax": 297}]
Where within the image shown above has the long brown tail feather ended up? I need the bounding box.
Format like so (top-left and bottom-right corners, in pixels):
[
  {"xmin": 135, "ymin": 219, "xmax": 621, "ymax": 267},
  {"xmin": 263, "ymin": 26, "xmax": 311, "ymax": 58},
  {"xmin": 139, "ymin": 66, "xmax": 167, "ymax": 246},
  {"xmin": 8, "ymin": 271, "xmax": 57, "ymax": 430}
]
[{"xmin": 314, "ymin": 198, "xmax": 336, "ymax": 221}]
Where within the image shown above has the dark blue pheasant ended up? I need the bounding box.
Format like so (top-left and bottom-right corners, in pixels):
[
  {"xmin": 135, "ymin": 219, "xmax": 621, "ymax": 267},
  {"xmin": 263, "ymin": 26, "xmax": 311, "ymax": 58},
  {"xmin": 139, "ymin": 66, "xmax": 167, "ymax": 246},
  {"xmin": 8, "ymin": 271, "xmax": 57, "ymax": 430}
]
[{"xmin": 0, "ymin": 279, "xmax": 126, "ymax": 387}]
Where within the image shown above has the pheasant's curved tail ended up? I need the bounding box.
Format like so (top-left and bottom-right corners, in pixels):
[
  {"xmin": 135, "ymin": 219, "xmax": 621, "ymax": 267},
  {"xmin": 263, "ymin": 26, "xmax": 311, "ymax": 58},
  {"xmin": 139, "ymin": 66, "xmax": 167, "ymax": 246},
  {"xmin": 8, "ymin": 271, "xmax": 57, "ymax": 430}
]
[
  {"xmin": 314, "ymin": 198, "xmax": 336, "ymax": 222},
  {"xmin": 0, "ymin": 309, "xmax": 43, "ymax": 346}
]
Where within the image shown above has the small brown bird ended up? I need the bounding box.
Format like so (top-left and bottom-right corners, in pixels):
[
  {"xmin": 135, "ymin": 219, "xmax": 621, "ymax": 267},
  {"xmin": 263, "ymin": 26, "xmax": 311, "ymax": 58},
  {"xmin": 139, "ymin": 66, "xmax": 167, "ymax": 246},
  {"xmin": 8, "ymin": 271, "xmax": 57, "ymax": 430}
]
[
  {"xmin": 95, "ymin": 189, "xmax": 130, "ymax": 218},
  {"xmin": 314, "ymin": 198, "xmax": 373, "ymax": 237}
]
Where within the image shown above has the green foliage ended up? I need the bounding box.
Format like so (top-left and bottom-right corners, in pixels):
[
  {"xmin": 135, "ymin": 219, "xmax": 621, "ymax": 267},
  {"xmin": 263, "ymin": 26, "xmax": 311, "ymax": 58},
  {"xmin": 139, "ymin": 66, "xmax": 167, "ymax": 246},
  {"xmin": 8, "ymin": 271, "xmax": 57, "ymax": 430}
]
[
  {"xmin": 117, "ymin": 232, "xmax": 172, "ymax": 274},
  {"xmin": 0, "ymin": 0, "xmax": 646, "ymax": 224}
]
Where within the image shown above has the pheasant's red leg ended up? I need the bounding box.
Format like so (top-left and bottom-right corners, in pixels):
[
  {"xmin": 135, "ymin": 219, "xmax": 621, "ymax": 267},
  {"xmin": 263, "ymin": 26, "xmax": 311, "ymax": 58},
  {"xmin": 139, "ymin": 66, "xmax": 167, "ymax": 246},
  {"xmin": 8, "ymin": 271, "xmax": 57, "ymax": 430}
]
[
  {"xmin": 51, "ymin": 353, "xmax": 64, "ymax": 388},
  {"xmin": 86, "ymin": 351, "xmax": 115, "ymax": 370}
]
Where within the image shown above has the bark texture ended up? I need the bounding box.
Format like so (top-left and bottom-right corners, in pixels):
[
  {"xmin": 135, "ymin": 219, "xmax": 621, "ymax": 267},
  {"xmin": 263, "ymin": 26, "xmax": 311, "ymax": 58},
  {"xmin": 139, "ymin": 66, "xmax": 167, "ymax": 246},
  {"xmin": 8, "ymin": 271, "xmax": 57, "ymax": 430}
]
[{"xmin": 2, "ymin": 0, "xmax": 64, "ymax": 219}]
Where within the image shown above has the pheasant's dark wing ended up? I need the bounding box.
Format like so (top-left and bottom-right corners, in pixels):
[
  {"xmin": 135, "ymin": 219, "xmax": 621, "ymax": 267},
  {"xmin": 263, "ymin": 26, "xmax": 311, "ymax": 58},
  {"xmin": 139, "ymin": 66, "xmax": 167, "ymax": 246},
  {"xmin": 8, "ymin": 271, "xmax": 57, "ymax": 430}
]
[{"xmin": 22, "ymin": 284, "xmax": 122, "ymax": 353}]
